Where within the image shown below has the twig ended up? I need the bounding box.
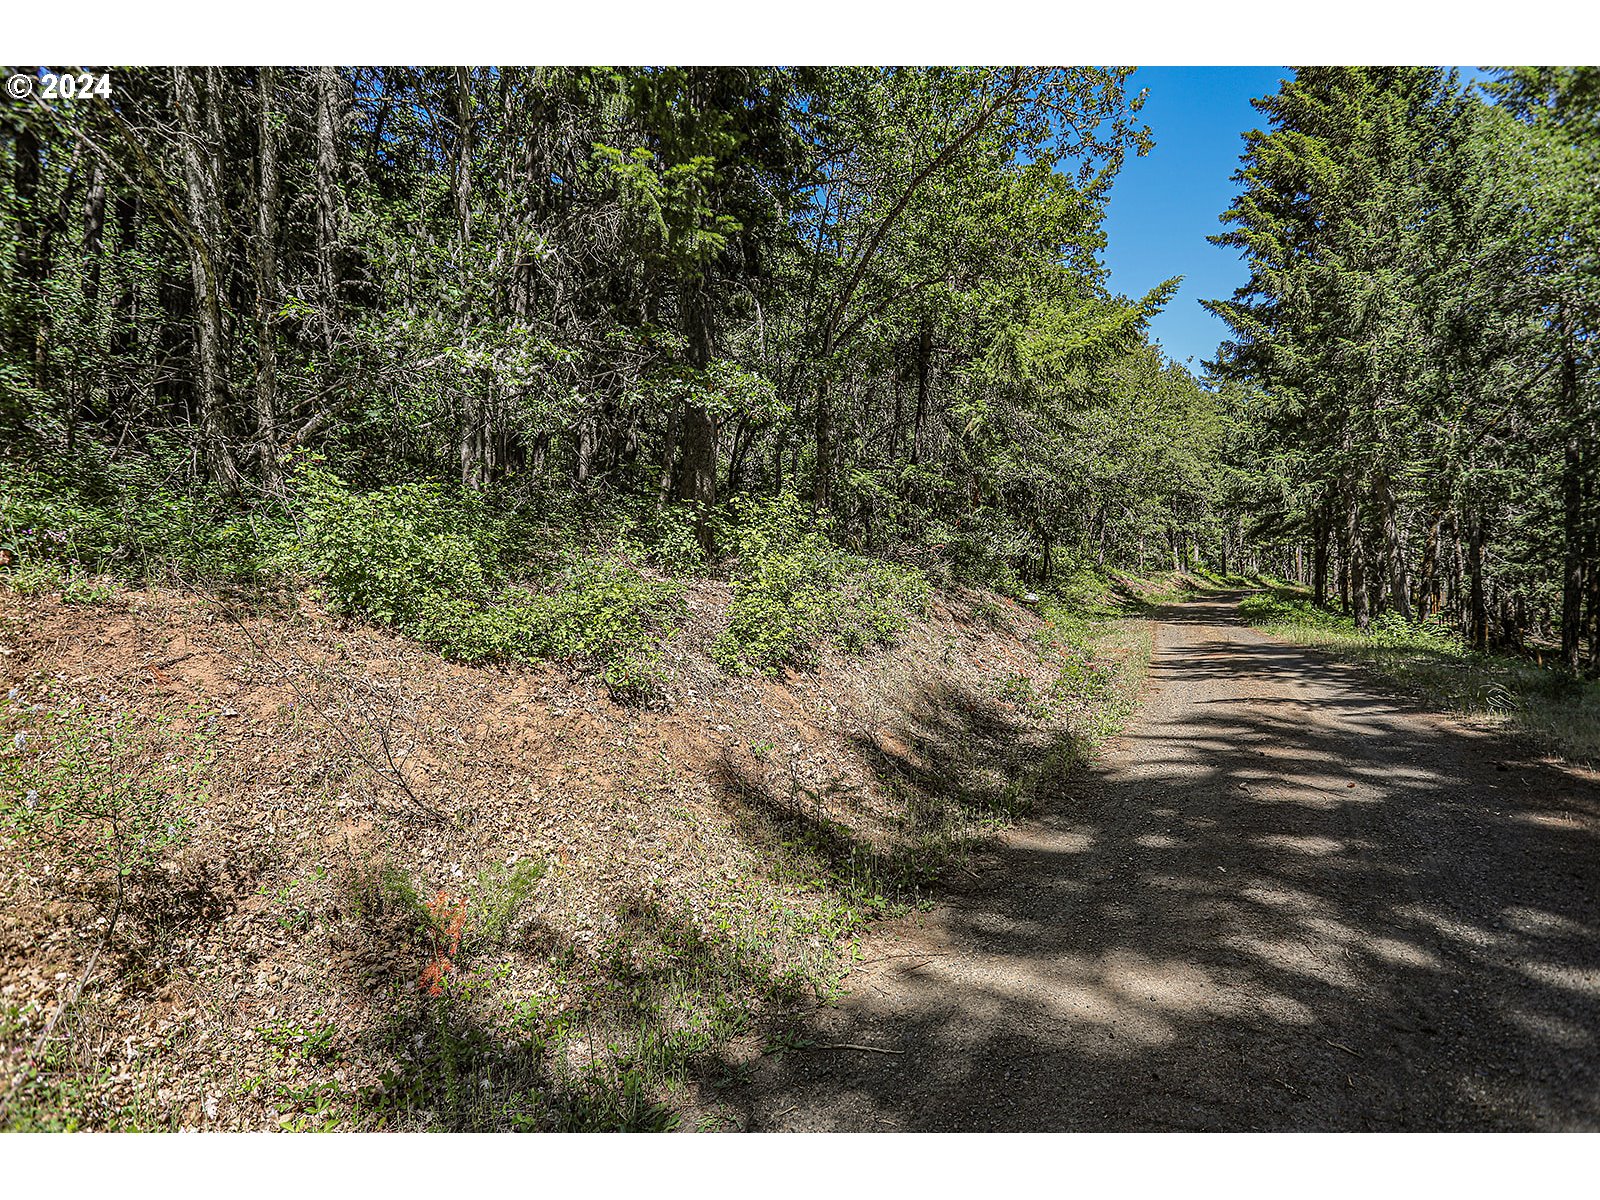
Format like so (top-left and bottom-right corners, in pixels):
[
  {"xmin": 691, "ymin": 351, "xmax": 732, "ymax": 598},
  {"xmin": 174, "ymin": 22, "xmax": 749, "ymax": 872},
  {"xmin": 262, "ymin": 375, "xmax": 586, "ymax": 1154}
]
[
  {"xmin": 0, "ymin": 879, "xmax": 122, "ymax": 1125},
  {"xmin": 171, "ymin": 577, "xmax": 443, "ymax": 820},
  {"xmin": 820, "ymin": 1043, "xmax": 905, "ymax": 1054},
  {"xmin": 1324, "ymin": 1038, "xmax": 1362, "ymax": 1059},
  {"xmin": 124, "ymin": 650, "xmax": 199, "ymax": 678}
]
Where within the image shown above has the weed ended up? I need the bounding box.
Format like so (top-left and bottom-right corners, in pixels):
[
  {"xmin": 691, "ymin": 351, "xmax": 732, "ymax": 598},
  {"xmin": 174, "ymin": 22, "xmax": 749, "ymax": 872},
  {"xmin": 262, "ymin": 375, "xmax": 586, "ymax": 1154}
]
[
  {"xmin": 467, "ymin": 859, "xmax": 547, "ymax": 951},
  {"xmin": 60, "ymin": 575, "xmax": 116, "ymax": 606},
  {"xmin": 712, "ymin": 496, "xmax": 928, "ymax": 675},
  {"xmin": 420, "ymin": 892, "xmax": 469, "ymax": 996}
]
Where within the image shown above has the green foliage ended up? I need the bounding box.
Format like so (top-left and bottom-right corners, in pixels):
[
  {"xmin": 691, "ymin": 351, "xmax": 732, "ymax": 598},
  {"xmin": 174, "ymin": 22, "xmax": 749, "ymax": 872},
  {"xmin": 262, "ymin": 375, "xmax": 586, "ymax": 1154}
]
[
  {"xmin": 622, "ymin": 506, "xmax": 712, "ymax": 578},
  {"xmin": 467, "ymin": 859, "xmax": 547, "ymax": 951},
  {"xmin": 0, "ymin": 452, "xmax": 293, "ymax": 586},
  {"xmin": 1, "ymin": 690, "xmax": 215, "ymax": 906},
  {"xmin": 301, "ymin": 472, "xmax": 683, "ymax": 702},
  {"xmin": 711, "ymin": 497, "xmax": 929, "ymax": 675},
  {"xmin": 1238, "ymin": 590, "xmax": 1465, "ymax": 654},
  {"xmin": 300, "ymin": 471, "xmax": 504, "ymax": 627},
  {"xmin": 59, "ymin": 575, "xmax": 116, "ymax": 606},
  {"xmin": 935, "ymin": 519, "xmax": 1030, "ymax": 597}
]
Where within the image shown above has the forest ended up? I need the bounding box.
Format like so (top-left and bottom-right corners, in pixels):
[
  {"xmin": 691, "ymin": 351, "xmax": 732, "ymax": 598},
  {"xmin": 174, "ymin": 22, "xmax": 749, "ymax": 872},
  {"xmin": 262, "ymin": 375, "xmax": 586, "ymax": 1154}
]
[
  {"xmin": 0, "ymin": 67, "xmax": 1595, "ymax": 668},
  {"xmin": 2, "ymin": 65, "xmax": 1600, "ymax": 1136},
  {"xmin": 1, "ymin": 66, "xmax": 1596, "ymax": 669}
]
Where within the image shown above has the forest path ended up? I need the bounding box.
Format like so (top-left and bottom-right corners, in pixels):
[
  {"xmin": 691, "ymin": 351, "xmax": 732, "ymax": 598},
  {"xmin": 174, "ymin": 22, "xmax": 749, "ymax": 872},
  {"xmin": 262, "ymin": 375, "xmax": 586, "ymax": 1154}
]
[{"xmin": 732, "ymin": 595, "xmax": 1600, "ymax": 1130}]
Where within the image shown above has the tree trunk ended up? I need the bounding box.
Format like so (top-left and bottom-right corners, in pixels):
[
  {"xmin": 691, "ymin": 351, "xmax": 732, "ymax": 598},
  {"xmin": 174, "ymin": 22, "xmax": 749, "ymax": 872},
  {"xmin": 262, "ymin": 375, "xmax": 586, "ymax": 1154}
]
[
  {"xmin": 1377, "ymin": 474, "xmax": 1411, "ymax": 620},
  {"xmin": 1560, "ymin": 333, "xmax": 1585, "ymax": 671},
  {"xmin": 812, "ymin": 368, "xmax": 833, "ymax": 511},
  {"xmin": 1466, "ymin": 510, "xmax": 1488, "ymax": 652},
  {"xmin": 1346, "ymin": 483, "xmax": 1369, "ymax": 630},
  {"xmin": 1417, "ymin": 510, "xmax": 1442, "ymax": 619},
  {"xmin": 253, "ymin": 66, "xmax": 283, "ymax": 492},
  {"xmin": 450, "ymin": 68, "xmax": 489, "ymax": 490},
  {"xmin": 675, "ymin": 405, "xmax": 717, "ymax": 515},
  {"xmin": 1312, "ymin": 506, "xmax": 1330, "ymax": 608},
  {"xmin": 107, "ymin": 192, "xmax": 139, "ymax": 430},
  {"xmin": 657, "ymin": 408, "xmax": 680, "ymax": 512},
  {"xmin": 888, "ymin": 343, "xmax": 903, "ymax": 466},
  {"xmin": 1585, "ymin": 504, "xmax": 1600, "ymax": 674},
  {"xmin": 314, "ymin": 66, "xmax": 347, "ymax": 357},
  {"xmin": 910, "ymin": 318, "xmax": 931, "ymax": 467},
  {"xmin": 76, "ymin": 157, "xmax": 106, "ymax": 435},
  {"xmin": 11, "ymin": 112, "xmax": 40, "ymax": 284},
  {"xmin": 172, "ymin": 66, "xmax": 240, "ymax": 489},
  {"xmin": 574, "ymin": 411, "xmax": 599, "ymax": 487},
  {"xmin": 10, "ymin": 105, "xmax": 41, "ymax": 380},
  {"xmin": 674, "ymin": 287, "xmax": 719, "ymax": 552}
]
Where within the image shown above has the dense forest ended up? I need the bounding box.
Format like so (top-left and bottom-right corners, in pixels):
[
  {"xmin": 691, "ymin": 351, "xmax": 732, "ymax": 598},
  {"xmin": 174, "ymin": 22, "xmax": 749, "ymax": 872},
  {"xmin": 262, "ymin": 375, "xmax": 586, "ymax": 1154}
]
[
  {"xmin": 1211, "ymin": 67, "xmax": 1600, "ymax": 667},
  {"xmin": 0, "ymin": 65, "xmax": 1596, "ymax": 669}
]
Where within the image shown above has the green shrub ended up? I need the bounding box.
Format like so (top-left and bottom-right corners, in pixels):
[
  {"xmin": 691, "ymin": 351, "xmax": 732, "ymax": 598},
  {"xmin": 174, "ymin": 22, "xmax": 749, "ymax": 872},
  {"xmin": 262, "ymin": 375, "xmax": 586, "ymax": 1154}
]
[
  {"xmin": 2, "ymin": 692, "xmax": 215, "ymax": 919},
  {"xmin": 1237, "ymin": 591, "xmax": 1344, "ymax": 629},
  {"xmin": 302, "ymin": 473, "xmax": 684, "ymax": 701},
  {"xmin": 712, "ymin": 497, "xmax": 928, "ymax": 675},
  {"xmin": 60, "ymin": 574, "xmax": 116, "ymax": 606},
  {"xmin": 1239, "ymin": 590, "xmax": 1465, "ymax": 655},
  {"xmin": 0, "ymin": 449, "xmax": 292, "ymax": 585},
  {"xmin": 623, "ymin": 506, "xmax": 713, "ymax": 578},
  {"xmin": 5, "ymin": 557, "xmax": 66, "ymax": 596},
  {"xmin": 467, "ymin": 859, "xmax": 547, "ymax": 951},
  {"xmin": 300, "ymin": 472, "xmax": 503, "ymax": 627},
  {"xmin": 932, "ymin": 519, "xmax": 1030, "ymax": 597}
]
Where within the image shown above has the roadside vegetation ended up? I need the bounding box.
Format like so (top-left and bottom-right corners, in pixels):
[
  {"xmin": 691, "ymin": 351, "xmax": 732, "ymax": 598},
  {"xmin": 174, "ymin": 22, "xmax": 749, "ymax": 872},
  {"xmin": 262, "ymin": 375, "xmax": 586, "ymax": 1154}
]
[
  {"xmin": 1, "ymin": 469, "xmax": 1158, "ymax": 1130},
  {"xmin": 1240, "ymin": 588, "xmax": 1600, "ymax": 764}
]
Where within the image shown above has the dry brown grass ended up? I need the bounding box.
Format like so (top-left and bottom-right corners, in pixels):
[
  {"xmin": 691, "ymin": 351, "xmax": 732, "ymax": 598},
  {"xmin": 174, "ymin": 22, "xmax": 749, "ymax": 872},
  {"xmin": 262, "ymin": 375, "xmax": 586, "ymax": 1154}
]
[{"xmin": 0, "ymin": 578, "xmax": 1151, "ymax": 1130}]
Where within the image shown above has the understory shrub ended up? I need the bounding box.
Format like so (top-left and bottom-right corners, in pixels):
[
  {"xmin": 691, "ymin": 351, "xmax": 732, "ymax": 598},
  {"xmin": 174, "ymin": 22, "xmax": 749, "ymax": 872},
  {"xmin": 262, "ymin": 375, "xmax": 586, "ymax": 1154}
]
[
  {"xmin": 1239, "ymin": 590, "xmax": 1465, "ymax": 654},
  {"xmin": 929, "ymin": 516, "xmax": 1030, "ymax": 597},
  {"xmin": 300, "ymin": 472, "xmax": 506, "ymax": 626},
  {"xmin": 0, "ymin": 449, "xmax": 293, "ymax": 586},
  {"xmin": 712, "ymin": 496, "xmax": 929, "ymax": 675},
  {"xmin": 302, "ymin": 472, "xmax": 682, "ymax": 701}
]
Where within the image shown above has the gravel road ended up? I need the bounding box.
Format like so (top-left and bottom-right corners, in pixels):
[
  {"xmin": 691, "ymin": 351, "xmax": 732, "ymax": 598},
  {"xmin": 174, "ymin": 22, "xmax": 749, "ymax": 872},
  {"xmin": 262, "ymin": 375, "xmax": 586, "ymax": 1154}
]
[{"xmin": 736, "ymin": 596, "xmax": 1600, "ymax": 1130}]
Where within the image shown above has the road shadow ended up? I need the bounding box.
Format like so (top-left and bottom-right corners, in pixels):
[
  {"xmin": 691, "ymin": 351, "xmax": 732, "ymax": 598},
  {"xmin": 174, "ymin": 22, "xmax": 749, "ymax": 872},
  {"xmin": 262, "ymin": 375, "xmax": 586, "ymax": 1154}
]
[{"xmin": 716, "ymin": 598, "xmax": 1600, "ymax": 1130}]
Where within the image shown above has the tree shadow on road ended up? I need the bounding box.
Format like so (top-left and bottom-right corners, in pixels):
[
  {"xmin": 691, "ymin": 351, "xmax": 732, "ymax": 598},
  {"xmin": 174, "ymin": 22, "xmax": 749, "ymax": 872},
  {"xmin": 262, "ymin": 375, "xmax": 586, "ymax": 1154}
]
[{"xmin": 716, "ymin": 599, "xmax": 1600, "ymax": 1130}]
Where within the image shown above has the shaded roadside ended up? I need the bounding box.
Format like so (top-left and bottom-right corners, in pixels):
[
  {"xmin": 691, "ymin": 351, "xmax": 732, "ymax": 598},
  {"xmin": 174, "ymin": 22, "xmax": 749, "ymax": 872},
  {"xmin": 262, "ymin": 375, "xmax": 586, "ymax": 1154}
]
[{"xmin": 724, "ymin": 596, "xmax": 1600, "ymax": 1130}]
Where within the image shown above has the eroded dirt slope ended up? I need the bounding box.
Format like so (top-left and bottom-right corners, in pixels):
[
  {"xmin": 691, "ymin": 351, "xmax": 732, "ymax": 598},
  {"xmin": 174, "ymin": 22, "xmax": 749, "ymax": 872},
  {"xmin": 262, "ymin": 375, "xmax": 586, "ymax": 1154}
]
[{"xmin": 0, "ymin": 579, "xmax": 1140, "ymax": 1129}]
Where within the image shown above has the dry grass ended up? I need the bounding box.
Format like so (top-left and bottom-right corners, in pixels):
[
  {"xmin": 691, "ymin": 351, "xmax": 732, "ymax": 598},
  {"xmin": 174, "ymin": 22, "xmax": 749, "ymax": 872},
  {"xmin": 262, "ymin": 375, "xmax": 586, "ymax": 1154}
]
[{"xmin": 0, "ymin": 576, "xmax": 1153, "ymax": 1130}]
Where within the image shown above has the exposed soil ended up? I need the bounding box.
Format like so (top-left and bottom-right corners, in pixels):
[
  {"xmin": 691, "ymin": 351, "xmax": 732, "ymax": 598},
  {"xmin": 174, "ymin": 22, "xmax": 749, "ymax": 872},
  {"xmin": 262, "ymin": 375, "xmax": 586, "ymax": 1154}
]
[
  {"xmin": 733, "ymin": 595, "xmax": 1600, "ymax": 1130},
  {"xmin": 0, "ymin": 578, "xmax": 1138, "ymax": 1129}
]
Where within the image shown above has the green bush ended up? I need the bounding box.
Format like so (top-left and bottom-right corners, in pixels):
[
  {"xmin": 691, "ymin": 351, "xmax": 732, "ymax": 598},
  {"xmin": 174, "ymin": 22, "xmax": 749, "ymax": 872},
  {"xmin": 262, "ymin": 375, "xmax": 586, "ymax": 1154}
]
[
  {"xmin": 0, "ymin": 450, "xmax": 293, "ymax": 586},
  {"xmin": 2, "ymin": 693, "xmax": 216, "ymax": 918},
  {"xmin": 302, "ymin": 472, "xmax": 683, "ymax": 701},
  {"xmin": 621, "ymin": 506, "xmax": 713, "ymax": 578},
  {"xmin": 467, "ymin": 859, "xmax": 547, "ymax": 951},
  {"xmin": 1237, "ymin": 591, "xmax": 1344, "ymax": 629},
  {"xmin": 300, "ymin": 472, "xmax": 504, "ymax": 627},
  {"xmin": 930, "ymin": 518, "xmax": 1030, "ymax": 597},
  {"xmin": 60, "ymin": 574, "xmax": 116, "ymax": 606},
  {"xmin": 1239, "ymin": 590, "xmax": 1465, "ymax": 654},
  {"xmin": 712, "ymin": 497, "xmax": 928, "ymax": 675}
]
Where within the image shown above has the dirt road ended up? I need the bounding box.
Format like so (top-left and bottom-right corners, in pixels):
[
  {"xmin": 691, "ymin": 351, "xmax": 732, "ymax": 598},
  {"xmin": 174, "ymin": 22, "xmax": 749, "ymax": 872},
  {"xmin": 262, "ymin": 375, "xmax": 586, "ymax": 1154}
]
[{"xmin": 736, "ymin": 596, "xmax": 1600, "ymax": 1130}]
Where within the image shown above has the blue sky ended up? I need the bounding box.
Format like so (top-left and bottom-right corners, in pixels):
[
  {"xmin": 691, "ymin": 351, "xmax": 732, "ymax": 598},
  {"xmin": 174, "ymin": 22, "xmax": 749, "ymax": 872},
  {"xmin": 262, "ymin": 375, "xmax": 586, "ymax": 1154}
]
[
  {"xmin": 1101, "ymin": 66, "xmax": 1496, "ymax": 372},
  {"xmin": 1099, "ymin": 66, "xmax": 1292, "ymax": 373}
]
